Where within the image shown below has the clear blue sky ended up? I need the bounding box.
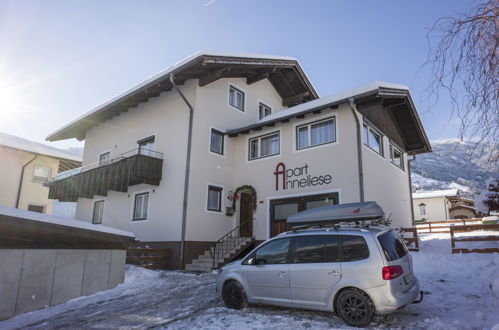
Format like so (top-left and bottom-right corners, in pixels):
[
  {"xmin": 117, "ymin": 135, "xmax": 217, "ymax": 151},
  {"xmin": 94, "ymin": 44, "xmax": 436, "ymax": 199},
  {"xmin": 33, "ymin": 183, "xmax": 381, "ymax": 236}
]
[{"xmin": 0, "ymin": 0, "xmax": 472, "ymax": 149}]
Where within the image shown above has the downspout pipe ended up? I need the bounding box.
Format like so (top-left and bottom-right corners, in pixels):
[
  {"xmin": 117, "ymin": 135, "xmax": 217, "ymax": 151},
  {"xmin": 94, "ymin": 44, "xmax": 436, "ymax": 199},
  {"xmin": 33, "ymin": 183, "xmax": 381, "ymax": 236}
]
[
  {"xmin": 348, "ymin": 98, "xmax": 364, "ymax": 202},
  {"xmin": 16, "ymin": 154, "xmax": 38, "ymax": 208},
  {"xmin": 170, "ymin": 74, "xmax": 193, "ymax": 269},
  {"xmin": 407, "ymin": 155, "xmax": 416, "ymax": 226}
]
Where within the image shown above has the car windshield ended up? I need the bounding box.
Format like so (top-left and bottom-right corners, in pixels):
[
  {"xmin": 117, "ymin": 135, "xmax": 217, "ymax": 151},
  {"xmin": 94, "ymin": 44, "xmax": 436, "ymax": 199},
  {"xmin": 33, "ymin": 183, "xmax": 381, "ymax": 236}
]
[{"xmin": 378, "ymin": 230, "xmax": 408, "ymax": 261}]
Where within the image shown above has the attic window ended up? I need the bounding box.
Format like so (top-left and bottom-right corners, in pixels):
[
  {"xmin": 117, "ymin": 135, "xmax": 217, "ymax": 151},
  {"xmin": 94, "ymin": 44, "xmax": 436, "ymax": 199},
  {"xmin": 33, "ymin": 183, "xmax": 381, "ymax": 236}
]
[
  {"xmin": 229, "ymin": 85, "xmax": 245, "ymax": 111},
  {"xmin": 389, "ymin": 143, "xmax": 404, "ymax": 170}
]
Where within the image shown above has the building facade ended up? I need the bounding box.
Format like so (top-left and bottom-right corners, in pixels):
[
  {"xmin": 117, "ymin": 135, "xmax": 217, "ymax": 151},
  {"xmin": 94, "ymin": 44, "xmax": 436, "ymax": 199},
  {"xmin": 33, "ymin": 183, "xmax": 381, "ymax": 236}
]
[
  {"xmin": 0, "ymin": 132, "xmax": 81, "ymax": 215},
  {"xmin": 412, "ymin": 189, "xmax": 476, "ymax": 221},
  {"xmin": 46, "ymin": 52, "xmax": 431, "ymax": 268}
]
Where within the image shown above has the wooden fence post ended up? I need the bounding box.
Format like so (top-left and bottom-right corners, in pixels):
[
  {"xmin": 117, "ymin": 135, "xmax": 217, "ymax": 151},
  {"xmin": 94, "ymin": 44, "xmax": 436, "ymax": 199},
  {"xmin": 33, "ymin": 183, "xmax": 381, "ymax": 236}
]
[{"xmin": 429, "ymin": 222, "xmax": 432, "ymax": 233}]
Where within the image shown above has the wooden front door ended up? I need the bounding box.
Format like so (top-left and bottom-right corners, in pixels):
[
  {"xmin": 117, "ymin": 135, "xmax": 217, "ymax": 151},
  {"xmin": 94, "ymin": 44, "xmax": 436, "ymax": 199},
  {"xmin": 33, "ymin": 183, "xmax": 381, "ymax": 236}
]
[
  {"xmin": 270, "ymin": 192, "xmax": 339, "ymax": 237},
  {"xmin": 240, "ymin": 193, "xmax": 253, "ymax": 237}
]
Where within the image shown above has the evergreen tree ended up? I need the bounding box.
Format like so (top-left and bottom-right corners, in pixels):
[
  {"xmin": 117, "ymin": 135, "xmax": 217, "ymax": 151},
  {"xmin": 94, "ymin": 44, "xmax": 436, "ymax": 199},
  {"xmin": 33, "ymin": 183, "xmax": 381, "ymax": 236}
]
[{"xmin": 483, "ymin": 179, "xmax": 499, "ymax": 214}]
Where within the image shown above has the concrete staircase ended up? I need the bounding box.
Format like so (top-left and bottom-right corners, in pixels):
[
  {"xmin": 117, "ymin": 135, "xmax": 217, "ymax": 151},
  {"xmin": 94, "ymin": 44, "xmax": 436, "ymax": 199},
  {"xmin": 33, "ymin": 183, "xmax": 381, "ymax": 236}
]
[{"xmin": 185, "ymin": 236, "xmax": 254, "ymax": 272}]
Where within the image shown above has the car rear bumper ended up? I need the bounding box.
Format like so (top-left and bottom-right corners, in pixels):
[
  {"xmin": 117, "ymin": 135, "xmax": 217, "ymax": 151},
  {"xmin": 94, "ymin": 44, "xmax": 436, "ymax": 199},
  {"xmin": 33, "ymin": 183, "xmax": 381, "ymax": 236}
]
[{"xmin": 366, "ymin": 279, "xmax": 420, "ymax": 314}]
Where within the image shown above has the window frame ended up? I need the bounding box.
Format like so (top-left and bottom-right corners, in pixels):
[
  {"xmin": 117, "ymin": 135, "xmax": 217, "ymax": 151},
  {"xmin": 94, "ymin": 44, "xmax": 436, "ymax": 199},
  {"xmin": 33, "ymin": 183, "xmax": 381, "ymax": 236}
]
[
  {"xmin": 419, "ymin": 203, "xmax": 426, "ymax": 216},
  {"xmin": 206, "ymin": 184, "xmax": 223, "ymax": 212},
  {"xmin": 242, "ymin": 237, "xmax": 291, "ymax": 265},
  {"xmin": 92, "ymin": 200, "xmax": 104, "ymax": 224},
  {"xmin": 228, "ymin": 84, "xmax": 245, "ymax": 112},
  {"xmin": 27, "ymin": 203, "xmax": 46, "ymax": 214},
  {"xmin": 32, "ymin": 165, "xmax": 52, "ymax": 183},
  {"xmin": 389, "ymin": 142, "xmax": 405, "ymax": 170},
  {"xmin": 248, "ymin": 131, "xmax": 280, "ymax": 161},
  {"xmin": 258, "ymin": 101, "xmax": 272, "ymax": 120},
  {"xmin": 362, "ymin": 122, "xmax": 384, "ymax": 156},
  {"xmin": 209, "ymin": 128, "xmax": 225, "ymax": 156},
  {"xmin": 98, "ymin": 151, "xmax": 111, "ymax": 166},
  {"xmin": 296, "ymin": 116, "xmax": 337, "ymax": 150},
  {"xmin": 137, "ymin": 135, "xmax": 156, "ymax": 156},
  {"xmin": 132, "ymin": 192, "xmax": 150, "ymax": 221}
]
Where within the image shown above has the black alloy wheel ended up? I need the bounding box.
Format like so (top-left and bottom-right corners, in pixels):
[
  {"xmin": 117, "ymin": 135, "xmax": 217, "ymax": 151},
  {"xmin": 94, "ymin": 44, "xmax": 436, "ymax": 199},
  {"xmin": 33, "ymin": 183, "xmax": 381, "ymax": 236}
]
[
  {"xmin": 221, "ymin": 281, "xmax": 248, "ymax": 310},
  {"xmin": 336, "ymin": 289, "xmax": 374, "ymax": 327}
]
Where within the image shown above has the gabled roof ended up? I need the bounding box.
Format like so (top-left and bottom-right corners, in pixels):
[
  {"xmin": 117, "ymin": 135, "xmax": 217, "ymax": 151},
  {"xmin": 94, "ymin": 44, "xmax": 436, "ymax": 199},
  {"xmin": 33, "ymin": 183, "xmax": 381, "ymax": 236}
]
[
  {"xmin": 46, "ymin": 51, "xmax": 318, "ymax": 142},
  {"xmin": 0, "ymin": 131, "xmax": 81, "ymax": 162},
  {"xmin": 227, "ymin": 81, "xmax": 432, "ymax": 155}
]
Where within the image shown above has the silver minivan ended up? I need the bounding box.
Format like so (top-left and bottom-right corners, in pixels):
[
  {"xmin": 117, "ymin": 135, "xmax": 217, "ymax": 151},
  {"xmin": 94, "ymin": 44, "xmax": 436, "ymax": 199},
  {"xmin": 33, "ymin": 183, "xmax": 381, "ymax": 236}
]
[{"xmin": 216, "ymin": 226, "xmax": 421, "ymax": 327}]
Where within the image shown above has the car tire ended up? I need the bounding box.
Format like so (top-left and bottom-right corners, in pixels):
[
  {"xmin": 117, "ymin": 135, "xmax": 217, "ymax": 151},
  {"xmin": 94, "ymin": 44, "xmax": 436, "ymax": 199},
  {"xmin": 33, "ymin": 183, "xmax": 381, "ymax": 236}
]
[
  {"xmin": 221, "ymin": 281, "xmax": 248, "ymax": 310},
  {"xmin": 336, "ymin": 289, "xmax": 374, "ymax": 327}
]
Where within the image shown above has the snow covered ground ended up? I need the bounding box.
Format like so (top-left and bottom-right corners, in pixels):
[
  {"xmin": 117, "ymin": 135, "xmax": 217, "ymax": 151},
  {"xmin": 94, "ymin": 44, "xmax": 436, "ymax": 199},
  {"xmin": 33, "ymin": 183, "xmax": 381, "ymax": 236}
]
[{"xmin": 1, "ymin": 233, "xmax": 498, "ymax": 330}]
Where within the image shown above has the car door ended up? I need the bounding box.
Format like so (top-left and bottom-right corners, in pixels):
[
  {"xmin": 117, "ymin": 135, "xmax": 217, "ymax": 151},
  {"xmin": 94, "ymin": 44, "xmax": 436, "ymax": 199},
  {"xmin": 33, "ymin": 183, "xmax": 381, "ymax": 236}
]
[
  {"xmin": 243, "ymin": 237, "xmax": 292, "ymax": 306},
  {"xmin": 289, "ymin": 235, "xmax": 342, "ymax": 308}
]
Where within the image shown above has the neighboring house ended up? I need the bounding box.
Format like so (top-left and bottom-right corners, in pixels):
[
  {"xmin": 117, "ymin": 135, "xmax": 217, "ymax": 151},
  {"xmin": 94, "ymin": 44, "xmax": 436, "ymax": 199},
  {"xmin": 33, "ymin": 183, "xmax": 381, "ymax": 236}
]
[
  {"xmin": 0, "ymin": 132, "xmax": 81, "ymax": 215},
  {"xmin": 412, "ymin": 189, "xmax": 476, "ymax": 221},
  {"xmin": 45, "ymin": 51, "xmax": 431, "ymax": 269}
]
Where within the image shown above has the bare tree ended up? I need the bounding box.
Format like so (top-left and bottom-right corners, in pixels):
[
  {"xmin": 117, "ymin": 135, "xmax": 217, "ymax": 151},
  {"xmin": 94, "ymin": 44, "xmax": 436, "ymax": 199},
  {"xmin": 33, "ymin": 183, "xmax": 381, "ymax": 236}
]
[{"xmin": 423, "ymin": 0, "xmax": 498, "ymax": 166}]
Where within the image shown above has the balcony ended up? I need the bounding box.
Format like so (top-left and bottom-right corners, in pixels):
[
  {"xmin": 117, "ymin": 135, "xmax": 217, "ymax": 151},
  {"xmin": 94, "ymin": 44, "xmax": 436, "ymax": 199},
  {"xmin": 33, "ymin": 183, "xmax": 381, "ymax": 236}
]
[{"xmin": 47, "ymin": 149, "xmax": 164, "ymax": 202}]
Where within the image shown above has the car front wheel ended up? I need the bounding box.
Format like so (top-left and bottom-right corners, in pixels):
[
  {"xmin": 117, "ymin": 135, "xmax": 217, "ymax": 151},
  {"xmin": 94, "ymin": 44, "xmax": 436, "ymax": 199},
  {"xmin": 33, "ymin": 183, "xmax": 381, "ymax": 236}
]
[
  {"xmin": 221, "ymin": 281, "xmax": 248, "ymax": 310},
  {"xmin": 336, "ymin": 289, "xmax": 374, "ymax": 327}
]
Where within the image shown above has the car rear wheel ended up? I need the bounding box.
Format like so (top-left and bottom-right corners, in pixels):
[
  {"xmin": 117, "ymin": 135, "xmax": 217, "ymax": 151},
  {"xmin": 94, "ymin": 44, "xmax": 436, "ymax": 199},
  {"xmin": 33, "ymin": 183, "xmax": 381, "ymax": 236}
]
[
  {"xmin": 221, "ymin": 281, "xmax": 248, "ymax": 310},
  {"xmin": 336, "ymin": 289, "xmax": 374, "ymax": 327}
]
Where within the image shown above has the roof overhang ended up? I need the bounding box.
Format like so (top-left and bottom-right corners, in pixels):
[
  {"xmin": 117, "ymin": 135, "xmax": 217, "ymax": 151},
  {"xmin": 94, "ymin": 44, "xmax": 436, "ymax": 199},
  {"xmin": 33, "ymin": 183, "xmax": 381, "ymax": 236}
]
[
  {"xmin": 46, "ymin": 52, "xmax": 318, "ymax": 142},
  {"xmin": 227, "ymin": 82, "xmax": 432, "ymax": 155}
]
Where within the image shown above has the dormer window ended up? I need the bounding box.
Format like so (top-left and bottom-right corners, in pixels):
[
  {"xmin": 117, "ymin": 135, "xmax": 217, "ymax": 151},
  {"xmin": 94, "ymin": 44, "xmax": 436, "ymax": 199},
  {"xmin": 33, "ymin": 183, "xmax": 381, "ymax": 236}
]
[{"xmin": 229, "ymin": 85, "xmax": 245, "ymax": 111}]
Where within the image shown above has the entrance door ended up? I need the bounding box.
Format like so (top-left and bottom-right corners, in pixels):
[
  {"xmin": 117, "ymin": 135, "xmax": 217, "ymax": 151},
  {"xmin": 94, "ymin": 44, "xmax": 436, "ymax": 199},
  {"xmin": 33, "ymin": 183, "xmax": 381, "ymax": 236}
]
[
  {"xmin": 240, "ymin": 193, "xmax": 253, "ymax": 237},
  {"xmin": 270, "ymin": 192, "xmax": 339, "ymax": 237}
]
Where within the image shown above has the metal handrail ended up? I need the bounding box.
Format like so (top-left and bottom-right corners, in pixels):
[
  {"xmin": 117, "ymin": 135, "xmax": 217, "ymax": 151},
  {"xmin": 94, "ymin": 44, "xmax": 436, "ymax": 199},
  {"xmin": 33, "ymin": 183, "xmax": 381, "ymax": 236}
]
[
  {"xmin": 50, "ymin": 148, "xmax": 163, "ymax": 182},
  {"xmin": 210, "ymin": 218, "xmax": 254, "ymax": 269}
]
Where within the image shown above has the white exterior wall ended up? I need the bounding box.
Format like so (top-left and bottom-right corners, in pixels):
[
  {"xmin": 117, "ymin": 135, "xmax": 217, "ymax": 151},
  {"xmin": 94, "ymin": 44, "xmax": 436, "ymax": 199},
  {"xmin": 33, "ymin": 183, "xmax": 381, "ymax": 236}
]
[{"xmin": 413, "ymin": 196, "xmax": 451, "ymax": 221}]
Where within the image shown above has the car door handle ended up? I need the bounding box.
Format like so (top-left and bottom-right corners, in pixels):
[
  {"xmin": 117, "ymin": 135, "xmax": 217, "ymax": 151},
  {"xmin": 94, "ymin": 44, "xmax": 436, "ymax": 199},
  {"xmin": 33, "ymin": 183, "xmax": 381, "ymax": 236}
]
[
  {"xmin": 328, "ymin": 270, "xmax": 341, "ymax": 276},
  {"xmin": 279, "ymin": 272, "xmax": 288, "ymax": 278}
]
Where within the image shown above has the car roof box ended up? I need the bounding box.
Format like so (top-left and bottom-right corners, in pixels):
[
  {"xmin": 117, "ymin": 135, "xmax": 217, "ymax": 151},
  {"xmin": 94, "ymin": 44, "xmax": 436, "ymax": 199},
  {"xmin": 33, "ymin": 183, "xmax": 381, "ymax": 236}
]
[{"xmin": 287, "ymin": 201, "xmax": 384, "ymax": 226}]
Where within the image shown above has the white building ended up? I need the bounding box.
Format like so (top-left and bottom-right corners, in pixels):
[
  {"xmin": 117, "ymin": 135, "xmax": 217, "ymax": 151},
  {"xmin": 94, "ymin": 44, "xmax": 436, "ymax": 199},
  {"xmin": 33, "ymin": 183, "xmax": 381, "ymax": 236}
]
[
  {"xmin": 413, "ymin": 189, "xmax": 476, "ymax": 221},
  {"xmin": 46, "ymin": 52, "xmax": 431, "ymax": 269}
]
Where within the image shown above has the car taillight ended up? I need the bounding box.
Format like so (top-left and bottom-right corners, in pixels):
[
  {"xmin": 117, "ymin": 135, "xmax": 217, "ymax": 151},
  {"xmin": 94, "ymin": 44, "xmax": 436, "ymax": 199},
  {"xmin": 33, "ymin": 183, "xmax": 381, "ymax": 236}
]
[{"xmin": 382, "ymin": 265, "xmax": 404, "ymax": 280}]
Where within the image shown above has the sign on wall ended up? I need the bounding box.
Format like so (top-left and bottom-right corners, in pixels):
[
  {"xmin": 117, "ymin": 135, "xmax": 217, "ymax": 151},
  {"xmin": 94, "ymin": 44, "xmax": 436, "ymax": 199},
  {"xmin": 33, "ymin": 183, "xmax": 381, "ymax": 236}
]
[{"xmin": 274, "ymin": 162, "xmax": 332, "ymax": 191}]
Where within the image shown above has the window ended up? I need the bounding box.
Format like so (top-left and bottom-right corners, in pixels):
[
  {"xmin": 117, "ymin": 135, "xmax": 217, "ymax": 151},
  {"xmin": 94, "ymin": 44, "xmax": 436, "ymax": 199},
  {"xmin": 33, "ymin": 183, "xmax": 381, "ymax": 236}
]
[
  {"xmin": 419, "ymin": 203, "xmax": 426, "ymax": 216},
  {"xmin": 229, "ymin": 85, "xmax": 244, "ymax": 111},
  {"xmin": 28, "ymin": 204, "xmax": 45, "ymax": 213},
  {"xmin": 342, "ymin": 235, "xmax": 369, "ymax": 261},
  {"xmin": 207, "ymin": 185, "xmax": 222, "ymax": 212},
  {"xmin": 253, "ymin": 238, "xmax": 290, "ymax": 265},
  {"xmin": 92, "ymin": 200, "xmax": 104, "ymax": 224},
  {"xmin": 363, "ymin": 124, "xmax": 383, "ymax": 155},
  {"xmin": 291, "ymin": 235, "xmax": 340, "ymax": 263},
  {"xmin": 297, "ymin": 117, "xmax": 336, "ymax": 150},
  {"xmin": 378, "ymin": 230, "xmax": 408, "ymax": 261},
  {"xmin": 138, "ymin": 136, "xmax": 155, "ymax": 157},
  {"xmin": 33, "ymin": 165, "xmax": 51, "ymax": 183},
  {"xmin": 390, "ymin": 143, "xmax": 404, "ymax": 169},
  {"xmin": 248, "ymin": 132, "xmax": 280, "ymax": 160},
  {"xmin": 259, "ymin": 102, "xmax": 272, "ymax": 120},
  {"xmin": 210, "ymin": 129, "xmax": 224, "ymax": 155},
  {"xmin": 99, "ymin": 152, "xmax": 111, "ymax": 166},
  {"xmin": 133, "ymin": 192, "xmax": 149, "ymax": 220}
]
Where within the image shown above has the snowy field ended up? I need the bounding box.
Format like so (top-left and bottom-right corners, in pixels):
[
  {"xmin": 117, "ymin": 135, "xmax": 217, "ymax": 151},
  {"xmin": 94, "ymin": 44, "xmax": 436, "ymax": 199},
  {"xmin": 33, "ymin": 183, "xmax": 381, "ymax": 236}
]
[{"xmin": 1, "ymin": 233, "xmax": 499, "ymax": 330}]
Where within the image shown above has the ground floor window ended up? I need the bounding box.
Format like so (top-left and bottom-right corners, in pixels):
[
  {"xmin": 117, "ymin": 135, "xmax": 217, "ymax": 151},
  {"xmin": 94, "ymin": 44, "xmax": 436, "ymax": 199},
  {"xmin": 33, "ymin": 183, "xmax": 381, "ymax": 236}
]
[
  {"xmin": 207, "ymin": 185, "xmax": 223, "ymax": 212},
  {"xmin": 28, "ymin": 204, "xmax": 45, "ymax": 213},
  {"xmin": 92, "ymin": 200, "xmax": 104, "ymax": 224},
  {"xmin": 133, "ymin": 192, "xmax": 149, "ymax": 220}
]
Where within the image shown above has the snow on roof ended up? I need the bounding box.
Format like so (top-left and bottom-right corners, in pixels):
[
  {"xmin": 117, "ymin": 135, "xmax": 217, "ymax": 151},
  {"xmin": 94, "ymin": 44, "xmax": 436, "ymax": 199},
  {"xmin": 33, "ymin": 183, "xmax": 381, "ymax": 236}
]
[
  {"xmin": 46, "ymin": 50, "xmax": 306, "ymax": 141},
  {"xmin": 413, "ymin": 189, "xmax": 459, "ymax": 199},
  {"xmin": 0, "ymin": 131, "xmax": 81, "ymax": 162},
  {"xmin": 231, "ymin": 81, "xmax": 409, "ymax": 131},
  {"xmin": 0, "ymin": 205, "xmax": 134, "ymax": 237}
]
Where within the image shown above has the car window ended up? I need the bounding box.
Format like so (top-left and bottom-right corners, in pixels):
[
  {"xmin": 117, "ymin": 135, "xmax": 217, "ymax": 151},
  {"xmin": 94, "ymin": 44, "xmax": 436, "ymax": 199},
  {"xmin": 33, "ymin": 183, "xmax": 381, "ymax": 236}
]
[
  {"xmin": 291, "ymin": 235, "xmax": 340, "ymax": 263},
  {"xmin": 378, "ymin": 230, "xmax": 408, "ymax": 261},
  {"xmin": 342, "ymin": 235, "xmax": 369, "ymax": 262},
  {"xmin": 254, "ymin": 238, "xmax": 290, "ymax": 265}
]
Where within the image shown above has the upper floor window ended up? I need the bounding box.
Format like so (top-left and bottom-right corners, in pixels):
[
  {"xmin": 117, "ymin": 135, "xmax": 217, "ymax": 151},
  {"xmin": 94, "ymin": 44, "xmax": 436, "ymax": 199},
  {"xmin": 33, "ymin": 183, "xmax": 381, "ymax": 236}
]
[
  {"xmin": 207, "ymin": 185, "xmax": 223, "ymax": 212},
  {"xmin": 210, "ymin": 129, "xmax": 224, "ymax": 155},
  {"xmin": 93, "ymin": 200, "xmax": 104, "ymax": 224},
  {"xmin": 259, "ymin": 102, "xmax": 272, "ymax": 120},
  {"xmin": 297, "ymin": 117, "xmax": 336, "ymax": 150},
  {"xmin": 138, "ymin": 136, "xmax": 155, "ymax": 157},
  {"xmin": 389, "ymin": 143, "xmax": 404, "ymax": 170},
  {"xmin": 33, "ymin": 165, "xmax": 51, "ymax": 183},
  {"xmin": 133, "ymin": 192, "xmax": 149, "ymax": 221},
  {"xmin": 363, "ymin": 123, "xmax": 383, "ymax": 155},
  {"xmin": 249, "ymin": 132, "xmax": 280, "ymax": 160},
  {"xmin": 229, "ymin": 85, "xmax": 245, "ymax": 111},
  {"xmin": 99, "ymin": 152, "xmax": 111, "ymax": 166},
  {"xmin": 419, "ymin": 203, "xmax": 426, "ymax": 216}
]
